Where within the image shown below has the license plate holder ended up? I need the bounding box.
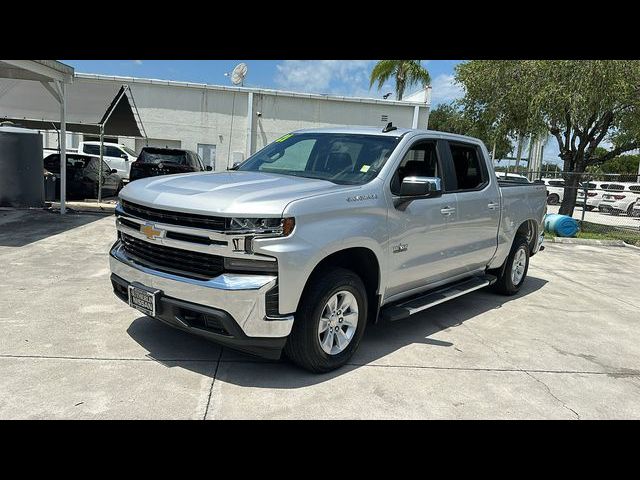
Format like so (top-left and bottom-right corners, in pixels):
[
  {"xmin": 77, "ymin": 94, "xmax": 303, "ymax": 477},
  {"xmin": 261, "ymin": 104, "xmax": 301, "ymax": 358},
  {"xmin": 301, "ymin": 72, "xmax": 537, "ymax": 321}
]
[{"xmin": 128, "ymin": 283, "xmax": 161, "ymax": 317}]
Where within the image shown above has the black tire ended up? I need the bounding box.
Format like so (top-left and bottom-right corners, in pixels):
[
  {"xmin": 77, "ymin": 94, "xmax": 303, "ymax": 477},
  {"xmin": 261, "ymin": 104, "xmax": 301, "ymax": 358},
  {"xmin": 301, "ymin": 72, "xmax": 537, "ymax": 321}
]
[
  {"xmin": 491, "ymin": 236, "xmax": 530, "ymax": 296},
  {"xmin": 547, "ymin": 194, "xmax": 559, "ymax": 205},
  {"xmin": 627, "ymin": 204, "xmax": 635, "ymax": 216},
  {"xmin": 116, "ymin": 180, "xmax": 124, "ymax": 195},
  {"xmin": 284, "ymin": 268, "xmax": 368, "ymax": 373}
]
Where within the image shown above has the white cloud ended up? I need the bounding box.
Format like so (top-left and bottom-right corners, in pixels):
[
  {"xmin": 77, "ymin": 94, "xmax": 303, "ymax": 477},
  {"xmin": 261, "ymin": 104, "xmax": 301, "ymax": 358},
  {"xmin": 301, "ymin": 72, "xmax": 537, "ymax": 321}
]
[
  {"xmin": 430, "ymin": 74, "xmax": 464, "ymax": 106},
  {"xmin": 274, "ymin": 60, "xmax": 376, "ymax": 97},
  {"xmin": 133, "ymin": 60, "xmax": 143, "ymax": 65}
]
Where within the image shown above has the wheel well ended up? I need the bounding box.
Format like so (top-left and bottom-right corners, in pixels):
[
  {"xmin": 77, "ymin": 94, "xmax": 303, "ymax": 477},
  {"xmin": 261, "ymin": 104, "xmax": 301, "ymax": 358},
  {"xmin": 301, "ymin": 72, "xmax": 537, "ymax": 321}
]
[
  {"xmin": 516, "ymin": 220, "xmax": 537, "ymax": 254},
  {"xmin": 302, "ymin": 248, "xmax": 381, "ymax": 322}
]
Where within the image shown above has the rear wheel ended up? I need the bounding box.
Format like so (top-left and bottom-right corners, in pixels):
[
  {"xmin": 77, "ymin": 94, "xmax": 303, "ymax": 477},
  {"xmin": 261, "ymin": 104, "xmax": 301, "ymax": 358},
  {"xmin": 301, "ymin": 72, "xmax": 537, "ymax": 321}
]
[
  {"xmin": 492, "ymin": 236, "xmax": 530, "ymax": 296},
  {"xmin": 627, "ymin": 203, "xmax": 635, "ymax": 216},
  {"xmin": 284, "ymin": 268, "xmax": 367, "ymax": 373},
  {"xmin": 547, "ymin": 194, "xmax": 559, "ymax": 205}
]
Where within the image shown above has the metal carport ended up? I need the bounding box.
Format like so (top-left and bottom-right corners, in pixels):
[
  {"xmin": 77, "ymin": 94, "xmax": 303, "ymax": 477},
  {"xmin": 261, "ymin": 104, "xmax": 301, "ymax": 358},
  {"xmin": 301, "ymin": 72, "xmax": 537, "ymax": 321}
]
[{"xmin": 0, "ymin": 61, "xmax": 146, "ymax": 212}]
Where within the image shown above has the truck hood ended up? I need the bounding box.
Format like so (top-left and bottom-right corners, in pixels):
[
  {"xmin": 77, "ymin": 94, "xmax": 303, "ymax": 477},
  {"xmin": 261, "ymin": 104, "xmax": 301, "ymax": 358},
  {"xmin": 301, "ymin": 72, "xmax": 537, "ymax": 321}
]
[{"xmin": 119, "ymin": 170, "xmax": 348, "ymax": 216}]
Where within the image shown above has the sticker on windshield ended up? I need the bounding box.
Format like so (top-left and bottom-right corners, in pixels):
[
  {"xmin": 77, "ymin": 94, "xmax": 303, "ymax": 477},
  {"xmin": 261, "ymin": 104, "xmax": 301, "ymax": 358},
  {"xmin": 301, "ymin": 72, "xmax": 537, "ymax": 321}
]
[
  {"xmin": 360, "ymin": 165, "xmax": 370, "ymax": 173},
  {"xmin": 275, "ymin": 133, "xmax": 294, "ymax": 143}
]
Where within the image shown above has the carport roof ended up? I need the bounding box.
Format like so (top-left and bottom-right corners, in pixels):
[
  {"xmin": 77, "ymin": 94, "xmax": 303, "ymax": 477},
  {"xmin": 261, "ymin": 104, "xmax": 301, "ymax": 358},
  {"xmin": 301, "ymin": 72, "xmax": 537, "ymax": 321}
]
[{"xmin": 0, "ymin": 68, "xmax": 144, "ymax": 137}]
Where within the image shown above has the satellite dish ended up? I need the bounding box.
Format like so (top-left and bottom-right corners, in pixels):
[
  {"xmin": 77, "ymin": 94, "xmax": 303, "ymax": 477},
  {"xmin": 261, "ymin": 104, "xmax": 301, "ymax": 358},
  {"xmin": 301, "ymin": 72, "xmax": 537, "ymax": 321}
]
[{"xmin": 230, "ymin": 63, "xmax": 248, "ymax": 86}]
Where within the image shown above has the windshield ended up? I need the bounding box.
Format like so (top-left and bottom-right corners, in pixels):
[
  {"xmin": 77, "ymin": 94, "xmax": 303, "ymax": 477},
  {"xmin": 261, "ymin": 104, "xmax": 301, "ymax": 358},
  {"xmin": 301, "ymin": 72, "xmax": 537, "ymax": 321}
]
[
  {"xmin": 237, "ymin": 133, "xmax": 401, "ymax": 185},
  {"xmin": 137, "ymin": 148, "xmax": 188, "ymax": 165}
]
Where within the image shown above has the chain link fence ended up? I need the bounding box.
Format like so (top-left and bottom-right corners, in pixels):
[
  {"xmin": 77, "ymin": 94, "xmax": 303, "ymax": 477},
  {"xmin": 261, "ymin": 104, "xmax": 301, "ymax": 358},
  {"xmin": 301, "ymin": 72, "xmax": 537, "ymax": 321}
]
[{"xmin": 497, "ymin": 170, "xmax": 640, "ymax": 245}]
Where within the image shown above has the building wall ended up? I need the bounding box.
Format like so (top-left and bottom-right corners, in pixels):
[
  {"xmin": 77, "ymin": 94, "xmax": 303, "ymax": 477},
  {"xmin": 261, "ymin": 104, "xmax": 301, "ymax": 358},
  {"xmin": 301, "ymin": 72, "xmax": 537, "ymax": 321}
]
[{"xmin": 40, "ymin": 75, "xmax": 431, "ymax": 171}]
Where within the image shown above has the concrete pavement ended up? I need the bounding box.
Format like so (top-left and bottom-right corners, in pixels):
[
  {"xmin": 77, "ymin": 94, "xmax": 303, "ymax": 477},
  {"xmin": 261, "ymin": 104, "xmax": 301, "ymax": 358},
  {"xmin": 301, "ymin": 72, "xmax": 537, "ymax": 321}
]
[{"xmin": 1, "ymin": 209, "xmax": 639, "ymax": 419}]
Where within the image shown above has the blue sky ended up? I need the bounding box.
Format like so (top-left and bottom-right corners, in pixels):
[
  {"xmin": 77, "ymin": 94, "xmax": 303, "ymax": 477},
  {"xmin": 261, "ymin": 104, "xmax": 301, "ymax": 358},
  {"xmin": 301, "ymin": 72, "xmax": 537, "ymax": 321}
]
[
  {"xmin": 62, "ymin": 60, "xmax": 561, "ymax": 164},
  {"xmin": 63, "ymin": 60, "xmax": 464, "ymax": 104}
]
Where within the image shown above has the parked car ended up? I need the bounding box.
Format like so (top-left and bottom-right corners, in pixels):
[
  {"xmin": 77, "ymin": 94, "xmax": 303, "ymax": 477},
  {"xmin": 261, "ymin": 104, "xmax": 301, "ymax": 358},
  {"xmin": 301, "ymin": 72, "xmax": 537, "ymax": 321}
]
[
  {"xmin": 129, "ymin": 147, "xmax": 210, "ymax": 181},
  {"xmin": 109, "ymin": 127, "xmax": 546, "ymax": 373},
  {"xmin": 576, "ymin": 181, "xmax": 613, "ymax": 211},
  {"xmin": 43, "ymin": 153, "xmax": 124, "ymax": 199},
  {"xmin": 541, "ymin": 178, "xmax": 565, "ymax": 205},
  {"xmin": 78, "ymin": 141, "xmax": 137, "ymax": 180},
  {"xmin": 598, "ymin": 183, "xmax": 640, "ymax": 215}
]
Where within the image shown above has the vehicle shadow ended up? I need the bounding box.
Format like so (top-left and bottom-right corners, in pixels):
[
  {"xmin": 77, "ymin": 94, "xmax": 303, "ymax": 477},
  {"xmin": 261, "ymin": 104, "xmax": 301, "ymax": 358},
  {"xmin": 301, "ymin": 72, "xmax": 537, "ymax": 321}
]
[
  {"xmin": 0, "ymin": 208, "xmax": 110, "ymax": 248},
  {"xmin": 126, "ymin": 276, "xmax": 548, "ymax": 388}
]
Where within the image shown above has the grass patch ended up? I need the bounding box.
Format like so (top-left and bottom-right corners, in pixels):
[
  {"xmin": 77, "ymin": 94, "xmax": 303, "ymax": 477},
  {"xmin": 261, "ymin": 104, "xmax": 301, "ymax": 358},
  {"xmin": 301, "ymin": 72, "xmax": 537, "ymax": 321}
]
[{"xmin": 544, "ymin": 221, "xmax": 640, "ymax": 246}]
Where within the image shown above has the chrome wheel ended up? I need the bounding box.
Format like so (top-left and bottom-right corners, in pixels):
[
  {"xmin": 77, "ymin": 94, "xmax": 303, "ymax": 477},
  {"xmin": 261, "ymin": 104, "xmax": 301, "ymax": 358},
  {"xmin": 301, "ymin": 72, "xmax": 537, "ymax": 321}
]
[
  {"xmin": 511, "ymin": 247, "xmax": 527, "ymax": 286},
  {"xmin": 317, "ymin": 290, "xmax": 359, "ymax": 355}
]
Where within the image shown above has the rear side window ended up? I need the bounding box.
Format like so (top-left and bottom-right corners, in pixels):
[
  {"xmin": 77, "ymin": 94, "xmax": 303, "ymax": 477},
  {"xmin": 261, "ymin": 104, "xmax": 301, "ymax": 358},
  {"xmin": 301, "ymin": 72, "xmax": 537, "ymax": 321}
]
[
  {"xmin": 83, "ymin": 144, "xmax": 100, "ymax": 155},
  {"xmin": 449, "ymin": 143, "xmax": 486, "ymax": 191},
  {"xmin": 606, "ymin": 184, "xmax": 625, "ymax": 191},
  {"xmin": 629, "ymin": 185, "xmax": 640, "ymax": 193}
]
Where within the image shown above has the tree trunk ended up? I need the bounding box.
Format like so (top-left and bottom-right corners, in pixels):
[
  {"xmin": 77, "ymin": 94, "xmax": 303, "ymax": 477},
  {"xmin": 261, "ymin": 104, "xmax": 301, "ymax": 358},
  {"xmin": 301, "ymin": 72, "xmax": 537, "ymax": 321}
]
[
  {"xmin": 514, "ymin": 134, "xmax": 524, "ymax": 172},
  {"xmin": 558, "ymin": 155, "xmax": 584, "ymax": 216}
]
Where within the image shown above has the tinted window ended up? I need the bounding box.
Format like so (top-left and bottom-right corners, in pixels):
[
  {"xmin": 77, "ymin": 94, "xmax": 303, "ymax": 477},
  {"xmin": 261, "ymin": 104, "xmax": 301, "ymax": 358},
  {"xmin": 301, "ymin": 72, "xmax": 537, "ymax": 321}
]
[
  {"xmin": 449, "ymin": 143, "xmax": 485, "ymax": 190},
  {"xmin": 606, "ymin": 184, "xmax": 625, "ymax": 191},
  {"xmin": 137, "ymin": 148, "xmax": 188, "ymax": 165},
  {"xmin": 629, "ymin": 185, "xmax": 640, "ymax": 193},
  {"xmin": 105, "ymin": 146, "xmax": 124, "ymax": 157},
  {"xmin": 83, "ymin": 144, "xmax": 100, "ymax": 155},
  {"xmin": 391, "ymin": 142, "xmax": 439, "ymax": 195},
  {"xmin": 548, "ymin": 180, "xmax": 564, "ymax": 187}
]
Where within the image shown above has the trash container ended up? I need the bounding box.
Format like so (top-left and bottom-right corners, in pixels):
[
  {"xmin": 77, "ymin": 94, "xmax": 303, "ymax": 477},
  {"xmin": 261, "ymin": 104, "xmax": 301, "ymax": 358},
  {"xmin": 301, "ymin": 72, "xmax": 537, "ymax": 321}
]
[{"xmin": 44, "ymin": 173, "xmax": 57, "ymax": 201}]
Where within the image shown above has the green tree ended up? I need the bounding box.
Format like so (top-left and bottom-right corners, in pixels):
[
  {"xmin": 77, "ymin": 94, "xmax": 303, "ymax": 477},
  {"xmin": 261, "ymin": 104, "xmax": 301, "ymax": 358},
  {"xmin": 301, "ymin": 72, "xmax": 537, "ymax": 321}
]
[
  {"xmin": 369, "ymin": 60, "xmax": 430, "ymax": 101},
  {"xmin": 587, "ymin": 154, "xmax": 640, "ymax": 175},
  {"xmin": 429, "ymin": 103, "xmax": 512, "ymax": 159},
  {"xmin": 455, "ymin": 60, "xmax": 640, "ymax": 216}
]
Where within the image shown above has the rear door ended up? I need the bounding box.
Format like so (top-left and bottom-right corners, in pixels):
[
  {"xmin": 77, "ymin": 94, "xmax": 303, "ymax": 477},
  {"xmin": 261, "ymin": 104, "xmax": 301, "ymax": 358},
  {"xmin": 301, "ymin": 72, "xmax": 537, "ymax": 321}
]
[{"xmin": 443, "ymin": 140, "xmax": 501, "ymax": 275}]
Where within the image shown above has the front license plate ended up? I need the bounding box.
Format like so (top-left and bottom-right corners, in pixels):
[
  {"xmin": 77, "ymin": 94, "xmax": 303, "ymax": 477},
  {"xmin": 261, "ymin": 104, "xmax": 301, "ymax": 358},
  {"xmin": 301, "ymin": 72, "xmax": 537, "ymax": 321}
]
[{"xmin": 128, "ymin": 283, "xmax": 160, "ymax": 317}]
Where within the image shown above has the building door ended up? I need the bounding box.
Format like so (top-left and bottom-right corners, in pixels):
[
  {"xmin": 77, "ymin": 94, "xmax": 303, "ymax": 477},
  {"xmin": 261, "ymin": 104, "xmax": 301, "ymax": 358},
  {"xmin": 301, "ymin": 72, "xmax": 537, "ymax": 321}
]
[{"xmin": 197, "ymin": 143, "xmax": 216, "ymax": 171}]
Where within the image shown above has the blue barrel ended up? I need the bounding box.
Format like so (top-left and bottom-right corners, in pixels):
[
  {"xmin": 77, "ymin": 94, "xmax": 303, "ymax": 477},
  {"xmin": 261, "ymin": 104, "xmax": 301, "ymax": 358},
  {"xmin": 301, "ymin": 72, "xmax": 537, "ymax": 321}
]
[{"xmin": 544, "ymin": 214, "xmax": 579, "ymax": 237}]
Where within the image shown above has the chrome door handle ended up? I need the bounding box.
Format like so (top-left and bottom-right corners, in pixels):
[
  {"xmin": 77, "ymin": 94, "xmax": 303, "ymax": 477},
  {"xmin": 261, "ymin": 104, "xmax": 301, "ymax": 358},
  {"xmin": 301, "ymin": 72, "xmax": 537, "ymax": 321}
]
[
  {"xmin": 440, "ymin": 206, "xmax": 456, "ymax": 216},
  {"xmin": 488, "ymin": 202, "xmax": 499, "ymax": 210}
]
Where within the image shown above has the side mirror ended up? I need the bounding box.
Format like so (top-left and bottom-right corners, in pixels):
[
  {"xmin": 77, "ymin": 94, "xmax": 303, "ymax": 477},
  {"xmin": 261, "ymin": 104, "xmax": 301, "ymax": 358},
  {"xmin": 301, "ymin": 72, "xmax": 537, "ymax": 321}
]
[
  {"xmin": 399, "ymin": 176, "xmax": 442, "ymax": 197},
  {"xmin": 228, "ymin": 162, "xmax": 242, "ymax": 170},
  {"xmin": 205, "ymin": 165, "xmax": 213, "ymax": 171},
  {"xmin": 110, "ymin": 169, "xmax": 118, "ymax": 174},
  {"xmin": 121, "ymin": 154, "xmax": 128, "ymax": 159}
]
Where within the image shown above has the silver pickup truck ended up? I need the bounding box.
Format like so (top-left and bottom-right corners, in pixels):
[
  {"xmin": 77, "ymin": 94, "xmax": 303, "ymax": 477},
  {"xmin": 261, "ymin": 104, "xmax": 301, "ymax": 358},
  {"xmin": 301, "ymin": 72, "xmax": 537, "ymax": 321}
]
[{"xmin": 109, "ymin": 127, "xmax": 546, "ymax": 372}]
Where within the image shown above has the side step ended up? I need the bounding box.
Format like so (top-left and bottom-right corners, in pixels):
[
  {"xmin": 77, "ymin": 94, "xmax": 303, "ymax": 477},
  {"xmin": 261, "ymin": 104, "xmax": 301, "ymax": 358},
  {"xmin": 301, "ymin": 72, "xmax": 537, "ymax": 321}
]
[{"xmin": 380, "ymin": 274, "xmax": 497, "ymax": 322}]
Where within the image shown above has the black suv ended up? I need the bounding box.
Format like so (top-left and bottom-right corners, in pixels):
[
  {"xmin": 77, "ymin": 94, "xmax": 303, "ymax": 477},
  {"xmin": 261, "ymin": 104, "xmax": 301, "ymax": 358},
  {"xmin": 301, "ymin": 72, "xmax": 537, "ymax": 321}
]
[{"xmin": 129, "ymin": 147, "xmax": 210, "ymax": 181}]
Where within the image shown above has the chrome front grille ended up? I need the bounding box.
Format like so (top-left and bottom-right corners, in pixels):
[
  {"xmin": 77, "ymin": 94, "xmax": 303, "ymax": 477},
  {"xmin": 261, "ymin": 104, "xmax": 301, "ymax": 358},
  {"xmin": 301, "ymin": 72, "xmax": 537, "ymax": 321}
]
[
  {"xmin": 120, "ymin": 232, "xmax": 224, "ymax": 279},
  {"xmin": 121, "ymin": 200, "xmax": 227, "ymax": 231}
]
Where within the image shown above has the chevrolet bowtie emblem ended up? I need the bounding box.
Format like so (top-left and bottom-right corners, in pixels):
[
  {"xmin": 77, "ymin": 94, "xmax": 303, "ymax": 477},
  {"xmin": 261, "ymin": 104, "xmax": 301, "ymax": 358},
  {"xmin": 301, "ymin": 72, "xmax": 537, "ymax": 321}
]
[{"xmin": 140, "ymin": 224, "xmax": 162, "ymax": 240}]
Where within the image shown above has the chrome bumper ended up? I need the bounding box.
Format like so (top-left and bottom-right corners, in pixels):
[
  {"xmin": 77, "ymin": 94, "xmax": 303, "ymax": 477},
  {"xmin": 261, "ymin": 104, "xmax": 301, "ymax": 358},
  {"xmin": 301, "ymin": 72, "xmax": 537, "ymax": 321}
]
[{"xmin": 109, "ymin": 243, "xmax": 293, "ymax": 338}]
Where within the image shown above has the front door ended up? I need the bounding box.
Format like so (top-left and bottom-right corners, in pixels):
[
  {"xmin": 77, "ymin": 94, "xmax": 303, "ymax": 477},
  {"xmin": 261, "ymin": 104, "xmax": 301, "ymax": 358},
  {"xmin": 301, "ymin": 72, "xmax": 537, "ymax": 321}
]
[
  {"xmin": 385, "ymin": 139, "xmax": 458, "ymax": 300},
  {"xmin": 104, "ymin": 145, "xmax": 128, "ymax": 178}
]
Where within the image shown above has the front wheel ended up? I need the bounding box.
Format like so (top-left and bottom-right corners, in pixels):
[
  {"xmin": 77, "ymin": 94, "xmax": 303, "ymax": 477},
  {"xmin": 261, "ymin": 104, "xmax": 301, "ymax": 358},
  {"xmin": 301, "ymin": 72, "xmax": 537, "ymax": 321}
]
[
  {"xmin": 284, "ymin": 268, "xmax": 368, "ymax": 373},
  {"xmin": 492, "ymin": 236, "xmax": 530, "ymax": 295}
]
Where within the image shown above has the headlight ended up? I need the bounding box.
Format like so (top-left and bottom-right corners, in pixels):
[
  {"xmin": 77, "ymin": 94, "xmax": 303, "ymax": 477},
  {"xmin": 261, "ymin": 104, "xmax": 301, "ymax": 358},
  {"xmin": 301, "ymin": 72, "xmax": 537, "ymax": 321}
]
[{"xmin": 227, "ymin": 217, "xmax": 295, "ymax": 236}]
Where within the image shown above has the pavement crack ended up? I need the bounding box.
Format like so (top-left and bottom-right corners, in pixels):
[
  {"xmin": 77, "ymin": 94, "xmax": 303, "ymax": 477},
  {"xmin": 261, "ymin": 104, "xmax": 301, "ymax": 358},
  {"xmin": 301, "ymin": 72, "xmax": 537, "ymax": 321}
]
[
  {"xmin": 202, "ymin": 348, "xmax": 223, "ymax": 420},
  {"xmin": 525, "ymin": 371, "xmax": 580, "ymax": 419}
]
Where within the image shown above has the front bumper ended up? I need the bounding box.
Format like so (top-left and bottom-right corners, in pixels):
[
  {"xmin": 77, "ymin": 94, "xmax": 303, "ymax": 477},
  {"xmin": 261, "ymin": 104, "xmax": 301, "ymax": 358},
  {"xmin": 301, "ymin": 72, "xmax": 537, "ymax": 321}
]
[{"xmin": 109, "ymin": 242, "xmax": 294, "ymax": 359}]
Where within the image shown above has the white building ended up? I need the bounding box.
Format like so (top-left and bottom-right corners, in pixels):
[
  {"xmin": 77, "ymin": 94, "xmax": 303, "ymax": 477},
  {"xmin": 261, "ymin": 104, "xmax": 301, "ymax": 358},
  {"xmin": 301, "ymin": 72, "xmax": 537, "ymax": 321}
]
[{"xmin": 42, "ymin": 73, "xmax": 431, "ymax": 171}]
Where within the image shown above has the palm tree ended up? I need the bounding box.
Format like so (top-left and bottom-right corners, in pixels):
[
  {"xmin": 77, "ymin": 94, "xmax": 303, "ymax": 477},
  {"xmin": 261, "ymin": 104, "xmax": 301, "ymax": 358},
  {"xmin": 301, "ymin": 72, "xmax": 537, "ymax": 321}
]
[{"xmin": 369, "ymin": 60, "xmax": 431, "ymax": 101}]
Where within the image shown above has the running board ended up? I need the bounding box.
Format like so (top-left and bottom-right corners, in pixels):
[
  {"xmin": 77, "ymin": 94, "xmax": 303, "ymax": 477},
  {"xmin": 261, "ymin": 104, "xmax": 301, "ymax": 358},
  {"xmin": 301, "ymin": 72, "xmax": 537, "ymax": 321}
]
[{"xmin": 380, "ymin": 274, "xmax": 497, "ymax": 322}]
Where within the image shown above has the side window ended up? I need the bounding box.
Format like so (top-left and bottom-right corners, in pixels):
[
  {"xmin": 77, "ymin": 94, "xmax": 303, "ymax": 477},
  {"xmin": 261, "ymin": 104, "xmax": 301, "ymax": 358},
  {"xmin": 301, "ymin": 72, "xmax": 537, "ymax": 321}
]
[
  {"xmin": 390, "ymin": 141, "xmax": 439, "ymax": 195},
  {"xmin": 83, "ymin": 144, "xmax": 100, "ymax": 156},
  {"xmin": 449, "ymin": 143, "xmax": 486, "ymax": 191},
  {"xmin": 105, "ymin": 146, "xmax": 123, "ymax": 158}
]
